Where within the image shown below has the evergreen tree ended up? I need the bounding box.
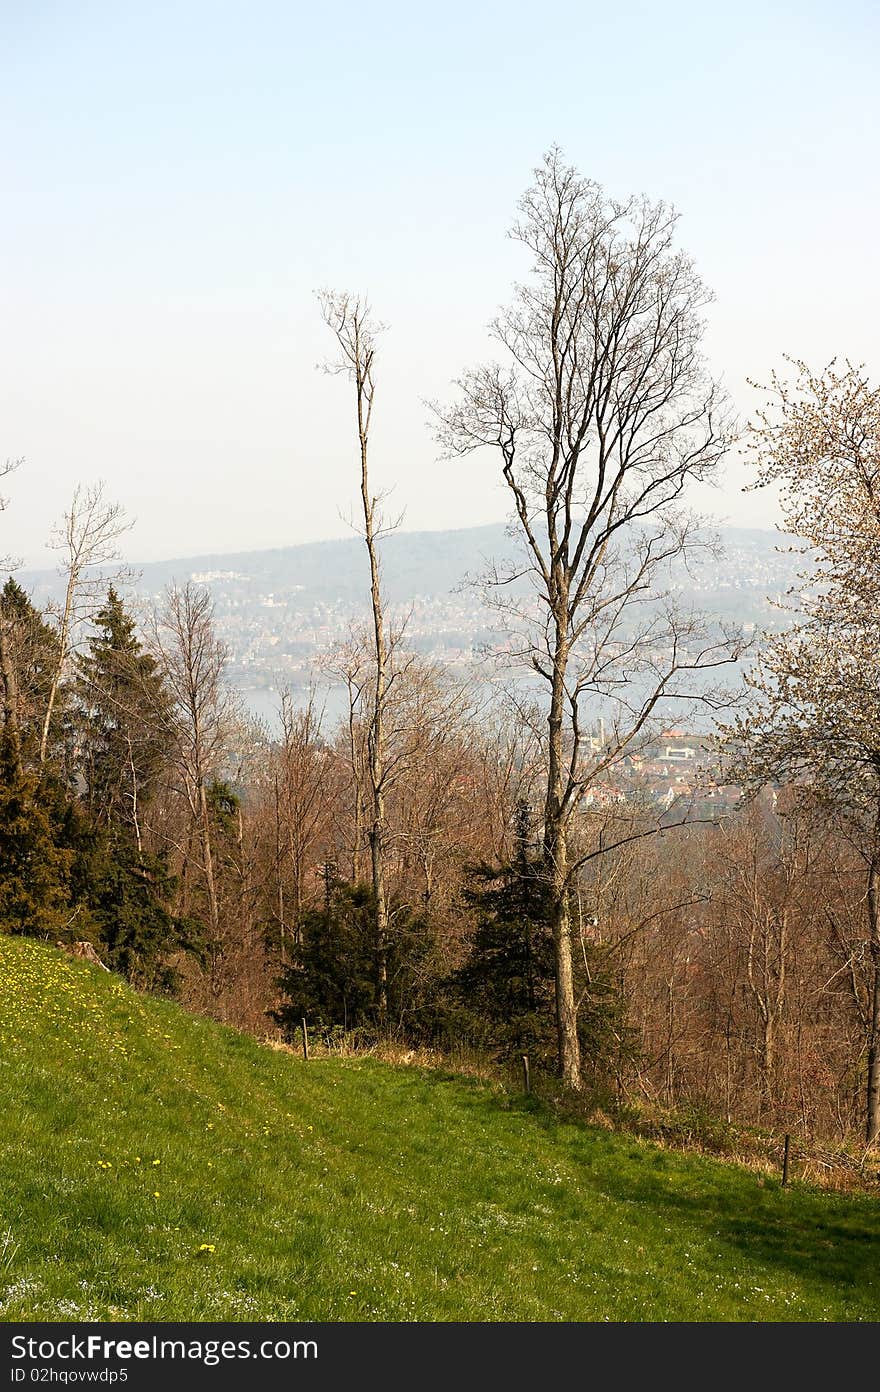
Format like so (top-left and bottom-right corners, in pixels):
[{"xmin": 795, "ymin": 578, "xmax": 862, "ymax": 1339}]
[
  {"xmin": 72, "ymin": 587, "xmax": 191, "ymax": 983},
  {"xmin": 453, "ymin": 802, "xmax": 557, "ymax": 1062},
  {"xmin": 273, "ymin": 867, "xmax": 380, "ymax": 1037},
  {"xmin": 455, "ymin": 802, "xmax": 629, "ymax": 1080},
  {"xmin": 0, "ymin": 728, "xmax": 71, "ymax": 937},
  {"xmin": 74, "ymin": 586, "xmax": 169, "ymax": 835},
  {"xmin": 0, "ymin": 579, "xmax": 62, "ymax": 770},
  {"xmin": 87, "ymin": 839, "xmax": 195, "ymax": 990}
]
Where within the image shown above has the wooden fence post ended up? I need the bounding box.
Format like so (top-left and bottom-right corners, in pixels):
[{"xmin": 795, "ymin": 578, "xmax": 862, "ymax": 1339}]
[
  {"xmin": 782, "ymin": 1133, "xmax": 790, "ymax": 1186},
  {"xmin": 522, "ymin": 1054, "xmax": 530, "ymax": 1095},
  {"xmin": 301, "ymin": 1018, "xmax": 310, "ymax": 1061}
]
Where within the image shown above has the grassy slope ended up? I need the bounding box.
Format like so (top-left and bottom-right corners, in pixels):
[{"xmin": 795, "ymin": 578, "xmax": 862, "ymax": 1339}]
[{"xmin": 1, "ymin": 938, "xmax": 878, "ymax": 1323}]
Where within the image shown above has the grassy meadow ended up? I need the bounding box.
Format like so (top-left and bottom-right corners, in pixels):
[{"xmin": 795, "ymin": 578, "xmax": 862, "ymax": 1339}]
[{"xmin": 0, "ymin": 936, "xmax": 878, "ymax": 1322}]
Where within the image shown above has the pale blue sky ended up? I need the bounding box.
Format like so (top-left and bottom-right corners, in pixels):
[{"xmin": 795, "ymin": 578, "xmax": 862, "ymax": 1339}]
[{"xmin": 3, "ymin": 0, "xmax": 878, "ymax": 565}]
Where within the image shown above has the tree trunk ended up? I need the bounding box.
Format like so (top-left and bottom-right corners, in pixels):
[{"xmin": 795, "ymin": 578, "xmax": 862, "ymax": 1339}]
[
  {"xmin": 866, "ymin": 839, "xmax": 880, "ymax": 1146},
  {"xmin": 0, "ymin": 609, "xmax": 22, "ymax": 775},
  {"xmin": 544, "ymin": 631, "xmax": 581, "ymax": 1089},
  {"xmin": 39, "ymin": 570, "xmax": 76, "ymax": 765},
  {"xmin": 198, "ymin": 778, "xmax": 220, "ymax": 941},
  {"xmin": 359, "ymin": 372, "xmax": 389, "ymax": 1022}
]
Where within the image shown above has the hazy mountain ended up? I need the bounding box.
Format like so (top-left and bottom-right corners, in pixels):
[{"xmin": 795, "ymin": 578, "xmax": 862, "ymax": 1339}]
[{"xmin": 18, "ymin": 522, "xmax": 801, "ymax": 718}]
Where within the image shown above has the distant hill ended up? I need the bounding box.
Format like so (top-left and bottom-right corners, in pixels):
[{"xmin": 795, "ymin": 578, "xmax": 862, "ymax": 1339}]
[
  {"xmin": 17, "ymin": 521, "xmax": 802, "ymax": 708},
  {"xmin": 19, "ymin": 519, "xmax": 799, "ymax": 608}
]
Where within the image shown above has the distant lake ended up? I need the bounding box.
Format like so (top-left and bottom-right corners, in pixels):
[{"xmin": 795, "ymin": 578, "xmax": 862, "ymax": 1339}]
[
  {"xmin": 237, "ymin": 684, "xmax": 351, "ymax": 735},
  {"xmin": 237, "ymin": 662, "xmax": 737, "ymax": 739}
]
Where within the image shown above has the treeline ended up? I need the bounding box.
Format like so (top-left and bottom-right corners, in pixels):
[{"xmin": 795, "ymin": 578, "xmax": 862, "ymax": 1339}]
[{"xmin": 0, "ymin": 561, "xmax": 876, "ymax": 1146}]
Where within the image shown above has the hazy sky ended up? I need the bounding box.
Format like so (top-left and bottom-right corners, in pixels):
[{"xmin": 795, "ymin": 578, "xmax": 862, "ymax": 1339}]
[{"xmin": 3, "ymin": 1, "xmax": 878, "ymax": 567}]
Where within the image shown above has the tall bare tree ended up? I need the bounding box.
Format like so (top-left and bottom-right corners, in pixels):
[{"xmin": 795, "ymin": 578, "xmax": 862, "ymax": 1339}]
[
  {"xmin": 725, "ymin": 359, "xmax": 880, "ymax": 1144},
  {"xmin": 436, "ymin": 150, "xmax": 743, "ymax": 1088},
  {"xmin": 319, "ymin": 292, "xmax": 394, "ymax": 1019},
  {"xmin": 153, "ymin": 583, "xmax": 230, "ymax": 945},
  {"xmin": 40, "ymin": 482, "xmax": 131, "ymax": 764}
]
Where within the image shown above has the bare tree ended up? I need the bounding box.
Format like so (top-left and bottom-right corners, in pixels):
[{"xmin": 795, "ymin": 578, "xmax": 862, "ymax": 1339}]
[
  {"xmin": 40, "ymin": 482, "xmax": 131, "ymax": 764},
  {"xmin": 436, "ymin": 150, "xmax": 744, "ymax": 1088},
  {"xmin": 0, "ymin": 457, "xmax": 21, "ymax": 570},
  {"xmin": 273, "ymin": 689, "xmax": 329, "ymax": 950},
  {"xmin": 725, "ymin": 359, "xmax": 880, "ymax": 1144},
  {"xmin": 322, "ymin": 630, "xmax": 370, "ymax": 881},
  {"xmin": 0, "ymin": 459, "xmax": 23, "ymax": 761},
  {"xmin": 153, "ymin": 583, "xmax": 230, "ymax": 945},
  {"xmin": 319, "ymin": 291, "xmax": 395, "ymax": 1020}
]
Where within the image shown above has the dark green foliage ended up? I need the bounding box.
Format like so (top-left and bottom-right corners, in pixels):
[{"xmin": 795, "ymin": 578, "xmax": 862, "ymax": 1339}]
[
  {"xmin": 452, "ymin": 809, "xmax": 558, "ymax": 1064},
  {"xmin": 206, "ymin": 779, "xmax": 240, "ymax": 833},
  {"xmin": 87, "ymin": 840, "xmax": 196, "ymax": 990},
  {"xmin": 273, "ymin": 876, "xmax": 382, "ymax": 1036},
  {"xmin": 0, "ymin": 729, "xmax": 71, "ymax": 937},
  {"xmin": 0, "ymin": 578, "xmax": 61, "ymax": 766},
  {"xmin": 0, "ymin": 584, "xmax": 192, "ymax": 984},
  {"xmin": 67, "ymin": 588, "xmax": 193, "ymax": 982},
  {"xmin": 272, "ymin": 866, "xmax": 435, "ymax": 1039},
  {"xmin": 453, "ymin": 803, "xmax": 631, "ymax": 1082},
  {"xmin": 74, "ymin": 586, "xmax": 170, "ymax": 832}
]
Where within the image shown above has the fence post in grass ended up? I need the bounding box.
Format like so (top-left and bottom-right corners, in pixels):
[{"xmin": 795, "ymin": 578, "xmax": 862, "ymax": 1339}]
[
  {"xmin": 522, "ymin": 1054, "xmax": 530, "ymax": 1095},
  {"xmin": 301, "ymin": 1018, "xmax": 310, "ymax": 1062},
  {"xmin": 781, "ymin": 1132, "xmax": 790, "ymax": 1186}
]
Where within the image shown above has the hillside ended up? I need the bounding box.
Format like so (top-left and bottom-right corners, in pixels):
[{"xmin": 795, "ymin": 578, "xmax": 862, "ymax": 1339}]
[{"xmin": 1, "ymin": 937, "xmax": 878, "ymax": 1323}]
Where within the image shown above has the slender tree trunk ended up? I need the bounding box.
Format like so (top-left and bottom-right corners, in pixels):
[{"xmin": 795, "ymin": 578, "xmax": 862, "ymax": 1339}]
[
  {"xmin": 198, "ymin": 777, "xmax": 220, "ymax": 941},
  {"xmin": 273, "ymin": 771, "xmax": 287, "ymax": 960},
  {"xmin": 0, "ymin": 610, "xmax": 22, "ymax": 775},
  {"xmin": 358, "ymin": 369, "xmax": 389, "ymax": 1020},
  {"xmin": 544, "ymin": 628, "xmax": 581, "ymax": 1089},
  {"xmin": 346, "ymin": 679, "xmax": 364, "ymax": 882},
  {"xmin": 866, "ymin": 829, "xmax": 880, "ymax": 1146},
  {"xmin": 40, "ymin": 570, "xmax": 76, "ymax": 765},
  {"xmin": 320, "ymin": 292, "xmax": 391, "ymax": 1020}
]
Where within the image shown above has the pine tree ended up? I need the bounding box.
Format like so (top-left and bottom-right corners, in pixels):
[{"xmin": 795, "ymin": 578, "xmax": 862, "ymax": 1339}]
[
  {"xmin": 0, "ymin": 579, "xmax": 62, "ymax": 771},
  {"xmin": 454, "ymin": 802, "xmax": 557, "ymax": 1062},
  {"xmin": 273, "ymin": 870, "xmax": 381, "ymax": 1037},
  {"xmin": 74, "ymin": 586, "xmax": 169, "ymax": 839},
  {"xmin": 0, "ymin": 728, "xmax": 71, "ymax": 937},
  {"xmin": 455, "ymin": 802, "xmax": 627, "ymax": 1078},
  {"xmin": 72, "ymin": 587, "xmax": 190, "ymax": 983}
]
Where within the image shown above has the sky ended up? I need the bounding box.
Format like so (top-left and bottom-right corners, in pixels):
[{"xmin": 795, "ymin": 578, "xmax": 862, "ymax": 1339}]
[{"xmin": 2, "ymin": 0, "xmax": 878, "ymax": 568}]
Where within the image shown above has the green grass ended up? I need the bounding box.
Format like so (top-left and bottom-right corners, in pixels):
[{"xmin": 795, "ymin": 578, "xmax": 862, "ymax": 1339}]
[{"xmin": 1, "ymin": 938, "xmax": 878, "ymax": 1322}]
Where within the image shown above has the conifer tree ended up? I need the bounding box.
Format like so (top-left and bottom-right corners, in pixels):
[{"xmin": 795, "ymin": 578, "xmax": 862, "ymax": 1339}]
[
  {"xmin": 0, "ymin": 578, "xmax": 62, "ymax": 771},
  {"xmin": 73, "ymin": 587, "xmax": 191, "ymax": 984},
  {"xmin": 74, "ymin": 585, "xmax": 170, "ymax": 842},
  {"xmin": 0, "ymin": 728, "xmax": 71, "ymax": 936},
  {"xmin": 454, "ymin": 802, "xmax": 557, "ymax": 1061}
]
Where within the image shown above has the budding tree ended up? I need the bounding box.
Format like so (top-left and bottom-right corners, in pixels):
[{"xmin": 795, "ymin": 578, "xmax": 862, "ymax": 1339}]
[
  {"xmin": 725, "ymin": 359, "xmax": 880, "ymax": 1145},
  {"xmin": 436, "ymin": 150, "xmax": 744, "ymax": 1088}
]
